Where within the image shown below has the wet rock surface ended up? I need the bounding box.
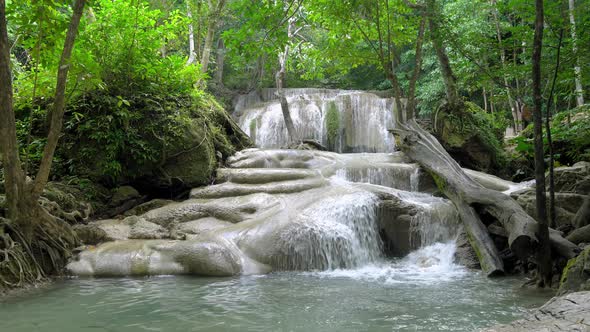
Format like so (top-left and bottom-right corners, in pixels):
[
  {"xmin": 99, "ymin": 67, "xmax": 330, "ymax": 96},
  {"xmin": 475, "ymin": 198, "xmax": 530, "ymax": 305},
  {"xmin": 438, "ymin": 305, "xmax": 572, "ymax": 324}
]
[
  {"xmin": 482, "ymin": 291, "xmax": 590, "ymax": 332},
  {"xmin": 67, "ymin": 149, "xmax": 464, "ymax": 277}
]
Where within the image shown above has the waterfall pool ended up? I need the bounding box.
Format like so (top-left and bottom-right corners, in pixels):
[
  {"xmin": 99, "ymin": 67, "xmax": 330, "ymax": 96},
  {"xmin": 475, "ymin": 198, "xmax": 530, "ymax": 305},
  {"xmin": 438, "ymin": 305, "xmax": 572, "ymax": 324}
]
[{"xmin": 1, "ymin": 243, "xmax": 551, "ymax": 332}]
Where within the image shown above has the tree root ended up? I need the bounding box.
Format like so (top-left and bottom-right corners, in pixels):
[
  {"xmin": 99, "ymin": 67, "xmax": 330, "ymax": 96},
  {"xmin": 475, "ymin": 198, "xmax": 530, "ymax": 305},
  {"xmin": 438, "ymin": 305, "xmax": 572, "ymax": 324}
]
[{"xmin": 0, "ymin": 207, "xmax": 78, "ymax": 290}]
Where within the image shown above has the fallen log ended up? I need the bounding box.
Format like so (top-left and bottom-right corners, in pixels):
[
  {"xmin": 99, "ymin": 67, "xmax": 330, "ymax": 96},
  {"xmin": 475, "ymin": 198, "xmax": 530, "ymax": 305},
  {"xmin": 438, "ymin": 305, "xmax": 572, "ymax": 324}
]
[{"xmin": 392, "ymin": 120, "xmax": 577, "ymax": 273}]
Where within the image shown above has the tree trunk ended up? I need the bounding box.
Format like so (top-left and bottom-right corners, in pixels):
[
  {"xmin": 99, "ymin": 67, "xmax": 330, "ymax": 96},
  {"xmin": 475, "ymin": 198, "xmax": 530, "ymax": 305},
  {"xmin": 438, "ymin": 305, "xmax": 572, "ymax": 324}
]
[
  {"xmin": 200, "ymin": 0, "xmax": 226, "ymax": 75},
  {"xmin": 491, "ymin": 0, "xmax": 519, "ymax": 132},
  {"xmin": 393, "ymin": 121, "xmax": 536, "ymax": 275},
  {"xmin": 186, "ymin": 1, "xmax": 196, "ymax": 65},
  {"xmin": 483, "ymin": 87, "xmax": 488, "ymax": 113},
  {"xmin": 568, "ymin": 0, "xmax": 584, "ymax": 107},
  {"xmin": 0, "ymin": 0, "xmax": 26, "ymax": 223},
  {"xmin": 392, "ymin": 120, "xmax": 578, "ymax": 277},
  {"xmin": 31, "ymin": 0, "xmax": 86, "ymax": 197},
  {"xmin": 546, "ymin": 29, "xmax": 564, "ymax": 228},
  {"xmin": 427, "ymin": 0, "xmax": 460, "ymax": 107},
  {"xmin": 275, "ymin": 17, "xmax": 297, "ymax": 143},
  {"xmin": 532, "ymin": 0, "xmax": 552, "ymax": 287},
  {"xmin": 214, "ymin": 38, "xmax": 225, "ymax": 85},
  {"xmin": 406, "ymin": 17, "xmax": 426, "ymax": 120},
  {"xmin": 0, "ymin": 0, "xmax": 83, "ymax": 285}
]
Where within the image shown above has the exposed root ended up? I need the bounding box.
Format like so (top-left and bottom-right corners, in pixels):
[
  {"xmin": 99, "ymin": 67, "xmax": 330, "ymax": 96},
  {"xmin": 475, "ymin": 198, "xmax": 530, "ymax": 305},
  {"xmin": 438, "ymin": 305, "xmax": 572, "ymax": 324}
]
[{"xmin": 0, "ymin": 208, "xmax": 78, "ymax": 290}]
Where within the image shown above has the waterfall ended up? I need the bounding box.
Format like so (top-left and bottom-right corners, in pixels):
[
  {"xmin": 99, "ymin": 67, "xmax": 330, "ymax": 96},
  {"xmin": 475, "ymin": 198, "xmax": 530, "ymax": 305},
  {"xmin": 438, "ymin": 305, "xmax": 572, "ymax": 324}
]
[
  {"xmin": 232, "ymin": 88, "xmax": 463, "ymax": 275},
  {"xmin": 272, "ymin": 191, "xmax": 382, "ymax": 271},
  {"xmin": 236, "ymin": 89, "xmax": 397, "ymax": 153}
]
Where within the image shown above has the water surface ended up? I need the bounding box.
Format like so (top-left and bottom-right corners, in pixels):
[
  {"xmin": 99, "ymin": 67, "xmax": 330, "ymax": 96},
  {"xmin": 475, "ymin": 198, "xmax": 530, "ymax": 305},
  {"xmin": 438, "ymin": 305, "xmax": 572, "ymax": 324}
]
[{"xmin": 0, "ymin": 244, "xmax": 551, "ymax": 332}]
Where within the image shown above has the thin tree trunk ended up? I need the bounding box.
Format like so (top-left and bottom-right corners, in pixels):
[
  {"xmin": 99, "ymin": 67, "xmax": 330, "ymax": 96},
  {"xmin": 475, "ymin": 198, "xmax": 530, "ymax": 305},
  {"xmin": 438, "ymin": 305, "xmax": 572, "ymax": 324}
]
[
  {"xmin": 546, "ymin": 29, "xmax": 564, "ymax": 228},
  {"xmin": 195, "ymin": 0, "xmax": 203, "ymax": 57},
  {"xmin": 491, "ymin": 0, "xmax": 519, "ymax": 132},
  {"xmin": 483, "ymin": 87, "xmax": 488, "ymax": 112},
  {"xmin": 214, "ymin": 38, "xmax": 225, "ymax": 85},
  {"xmin": 200, "ymin": 0, "xmax": 226, "ymax": 75},
  {"xmin": 532, "ymin": 0, "xmax": 552, "ymax": 287},
  {"xmin": 275, "ymin": 17, "xmax": 297, "ymax": 143},
  {"xmin": 427, "ymin": 0, "xmax": 460, "ymax": 107},
  {"xmin": 406, "ymin": 17, "xmax": 426, "ymax": 120},
  {"xmin": 31, "ymin": 0, "xmax": 86, "ymax": 198},
  {"xmin": 568, "ymin": 0, "xmax": 584, "ymax": 107},
  {"xmin": 186, "ymin": 1, "xmax": 196, "ymax": 65}
]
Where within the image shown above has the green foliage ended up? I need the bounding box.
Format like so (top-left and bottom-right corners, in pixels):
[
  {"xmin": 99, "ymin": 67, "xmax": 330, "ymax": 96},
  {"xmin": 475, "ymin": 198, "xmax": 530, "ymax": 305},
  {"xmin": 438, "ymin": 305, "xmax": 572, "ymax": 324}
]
[
  {"xmin": 56, "ymin": 91, "xmax": 232, "ymax": 183},
  {"xmin": 436, "ymin": 102, "xmax": 507, "ymax": 171},
  {"xmin": 551, "ymin": 106, "xmax": 590, "ymax": 163}
]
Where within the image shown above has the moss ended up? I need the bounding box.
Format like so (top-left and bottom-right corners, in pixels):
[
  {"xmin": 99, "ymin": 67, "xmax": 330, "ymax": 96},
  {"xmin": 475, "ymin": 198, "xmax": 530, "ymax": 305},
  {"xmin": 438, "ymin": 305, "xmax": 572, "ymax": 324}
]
[
  {"xmin": 434, "ymin": 101, "xmax": 506, "ymax": 173},
  {"xmin": 326, "ymin": 101, "xmax": 340, "ymax": 148},
  {"xmin": 560, "ymin": 255, "xmax": 579, "ymax": 286},
  {"xmin": 559, "ymin": 247, "xmax": 590, "ymax": 294},
  {"xmin": 249, "ymin": 119, "xmax": 257, "ymax": 142},
  {"xmin": 429, "ymin": 171, "xmax": 447, "ymax": 192}
]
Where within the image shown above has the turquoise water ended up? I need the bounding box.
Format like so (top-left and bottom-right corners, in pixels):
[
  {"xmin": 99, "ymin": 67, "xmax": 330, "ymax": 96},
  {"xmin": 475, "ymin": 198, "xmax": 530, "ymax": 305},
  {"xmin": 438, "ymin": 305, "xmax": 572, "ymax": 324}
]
[{"xmin": 0, "ymin": 254, "xmax": 551, "ymax": 332}]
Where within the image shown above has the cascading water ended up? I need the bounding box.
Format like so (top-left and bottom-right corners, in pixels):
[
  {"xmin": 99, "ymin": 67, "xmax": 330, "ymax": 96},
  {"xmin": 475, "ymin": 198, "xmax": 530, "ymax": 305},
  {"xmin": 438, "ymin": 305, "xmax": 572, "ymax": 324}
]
[
  {"xmin": 235, "ymin": 88, "xmax": 462, "ymax": 275},
  {"xmin": 237, "ymin": 89, "xmax": 396, "ymax": 152},
  {"xmin": 273, "ymin": 191, "xmax": 382, "ymax": 271}
]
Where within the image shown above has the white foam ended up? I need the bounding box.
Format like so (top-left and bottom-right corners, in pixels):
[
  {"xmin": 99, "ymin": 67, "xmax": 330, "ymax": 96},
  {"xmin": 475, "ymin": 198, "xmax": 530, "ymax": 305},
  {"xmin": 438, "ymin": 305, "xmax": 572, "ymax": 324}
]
[{"xmin": 304, "ymin": 242, "xmax": 469, "ymax": 285}]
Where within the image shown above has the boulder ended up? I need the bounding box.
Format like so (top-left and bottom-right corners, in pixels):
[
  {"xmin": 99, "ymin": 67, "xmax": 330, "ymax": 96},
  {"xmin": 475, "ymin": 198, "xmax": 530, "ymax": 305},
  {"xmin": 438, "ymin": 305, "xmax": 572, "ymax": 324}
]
[
  {"xmin": 432, "ymin": 102, "xmax": 505, "ymax": 173},
  {"xmin": 510, "ymin": 189, "xmax": 588, "ymax": 227},
  {"xmin": 567, "ymin": 224, "xmax": 590, "ymax": 245},
  {"xmin": 482, "ymin": 291, "xmax": 590, "ymax": 332},
  {"xmin": 110, "ymin": 186, "xmax": 140, "ymax": 206},
  {"xmin": 551, "ymin": 161, "xmax": 590, "ymax": 194},
  {"xmin": 558, "ymin": 247, "xmax": 590, "ymax": 295},
  {"xmin": 73, "ymin": 224, "xmax": 110, "ymax": 245}
]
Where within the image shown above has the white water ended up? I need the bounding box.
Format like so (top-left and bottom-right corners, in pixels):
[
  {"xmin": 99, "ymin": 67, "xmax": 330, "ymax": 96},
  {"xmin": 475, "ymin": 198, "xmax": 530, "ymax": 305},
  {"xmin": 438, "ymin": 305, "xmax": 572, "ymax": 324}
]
[
  {"xmin": 237, "ymin": 89, "xmax": 396, "ymax": 152},
  {"xmin": 308, "ymin": 242, "xmax": 467, "ymax": 285},
  {"xmin": 274, "ymin": 191, "xmax": 382, "ymax": 270}
]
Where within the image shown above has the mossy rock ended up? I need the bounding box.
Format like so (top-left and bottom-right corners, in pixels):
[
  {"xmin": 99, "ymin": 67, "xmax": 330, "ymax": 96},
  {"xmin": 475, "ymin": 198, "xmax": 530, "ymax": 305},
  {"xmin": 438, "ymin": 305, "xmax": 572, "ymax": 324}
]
[
  {"xmin": 325, "ymin": 101, "xmax": 340, "ymax": 150},
  {"xmin": 433, "ymin": 101, "xmax": 506, "ymax": 173},
  {"xmin": 559, "ymin": 246, "xmax": 590, "ymax": 295},
  {"xmin": 56, "ymin": 91, "xmax": 251, "ymax": 195}
]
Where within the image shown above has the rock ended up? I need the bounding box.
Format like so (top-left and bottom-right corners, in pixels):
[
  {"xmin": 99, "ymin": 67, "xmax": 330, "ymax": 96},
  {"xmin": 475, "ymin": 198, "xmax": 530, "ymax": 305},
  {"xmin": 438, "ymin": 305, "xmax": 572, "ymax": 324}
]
[
  {"xmin": 552, "ymin": 161, "xmax": 590, "ymax": 194},
  {"xmin": 432, "ymin": 102, "xmax": 505, "ymax": 173},
  {"xmin": 73, "ymin": 224, "xmax": 109, "ymax": 245},
  {"xmin": 92, "ymin": 219, "xmax": 131, "ymax": 241},
  {"xmin": 482, "ymin": 291, "xmax": 590, "ymax": 332},
  {"xmin": 190, "ymin": 178, "xmax": 328, "ymax": 199},
  {"xmin": 511, "ymin": 189, "xmax": 588, "ymax": 227},
  {"xmin": 110, "ymin": 186, "xmax": 140, "ymax": 206},
  {"xmin": 176, "ymin": 217, "xmax": 234, "ymax": 236},
  {"xmin": 126, "ymin": 216, "xmax": 169, "ymax": 240},
  {"xmin": 123, "ymin": 199, "xmax": 173, "ymax": 217},
  {"xmin": 157, "ymin": 119, "xmax": 218, "ymax": 189},
  {"xmin": 216, "ymin": 168, "xmax": 320, "ymax": 184},
  {"xmin": 558, "ymin": 247, "xmax": 590, "ymax": 295},
  {"xmin": 66, "ymin": 149, "xmax": 462, "ymax": 278},
  {"xmin": 567, "ymin": 224, "xmax": 590, "ymax": 245}
]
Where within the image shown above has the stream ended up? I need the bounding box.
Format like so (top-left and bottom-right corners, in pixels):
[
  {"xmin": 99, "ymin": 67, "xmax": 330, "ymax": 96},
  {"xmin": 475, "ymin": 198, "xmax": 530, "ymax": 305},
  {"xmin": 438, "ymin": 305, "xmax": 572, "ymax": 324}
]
[
  {"xmin": 0, "ymin": 246, "xmax": 550, "ymax": 332},
  {"xmin": 0, "ymin": 89, "xmax": 553, "ymax": 331}
]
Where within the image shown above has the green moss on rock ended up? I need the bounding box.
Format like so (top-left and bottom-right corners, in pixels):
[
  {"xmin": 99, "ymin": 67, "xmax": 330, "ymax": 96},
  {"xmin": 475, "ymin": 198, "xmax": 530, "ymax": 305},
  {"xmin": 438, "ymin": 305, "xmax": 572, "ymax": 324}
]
[
  {"xmin": 559, "ymin": 246, "xmax": 590, "ymax": 295},
  {"xmin": 433, "ymin": 101, "xmax": 506, "ymax": 173},
  {"xmin": 326, "ymin": 101, "xmax": 340, "ymax": 149}
]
